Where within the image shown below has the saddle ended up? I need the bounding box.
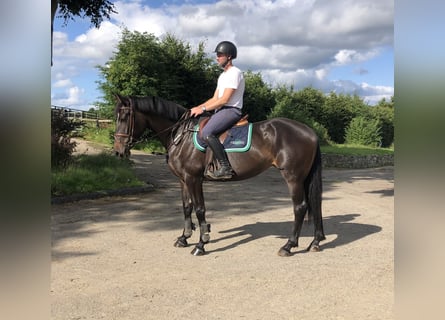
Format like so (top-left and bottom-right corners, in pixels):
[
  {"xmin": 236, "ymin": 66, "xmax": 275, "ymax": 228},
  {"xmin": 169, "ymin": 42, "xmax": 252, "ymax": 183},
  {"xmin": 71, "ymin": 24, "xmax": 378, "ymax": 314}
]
[
  {"xmin": 196, "ymin": 114, "xmax": 250, "ymax": 179},
  {"xmin": 198, "ymin": 114, "xmax": 249, "ymax": 143}
]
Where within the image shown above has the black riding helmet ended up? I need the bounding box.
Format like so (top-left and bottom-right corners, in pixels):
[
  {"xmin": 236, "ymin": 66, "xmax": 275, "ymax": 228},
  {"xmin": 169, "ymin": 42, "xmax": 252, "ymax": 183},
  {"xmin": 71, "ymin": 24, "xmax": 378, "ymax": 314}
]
[{"xmin": 214, "ymin": 41, "xmax": 237, "ymax": 59}]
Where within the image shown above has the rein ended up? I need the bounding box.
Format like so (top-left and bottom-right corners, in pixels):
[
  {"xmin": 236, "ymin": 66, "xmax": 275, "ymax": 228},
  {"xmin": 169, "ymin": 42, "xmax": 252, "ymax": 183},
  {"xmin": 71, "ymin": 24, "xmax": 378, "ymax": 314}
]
[
  {"xmin": 160, "ymin": 109, "xmax": 194, "ymax": 138},
  {"xmin": 115, "ymin": 101, "xmax": 195, "ymax": 151},
  {"xmin": 167, "ymin": 110, "xmax": 197, "ymax": 150}
]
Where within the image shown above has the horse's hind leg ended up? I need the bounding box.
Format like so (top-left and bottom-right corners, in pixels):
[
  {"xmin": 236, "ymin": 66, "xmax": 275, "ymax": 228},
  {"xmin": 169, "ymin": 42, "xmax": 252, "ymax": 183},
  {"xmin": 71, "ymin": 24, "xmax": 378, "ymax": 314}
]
[
  {"xmin": 306, "ymin": 212, "xmax": 325, "ymax": 252},
  {"xmin": 278, "ymin": 179, "xmax": 307, "ymax": 257},
  {"xmin": 174, "ymin": 182, "xmax": 195, "ymax": 247},
  {"xmin": 180, "ymin": 177, "xmax": 209, "ymax": 256}
]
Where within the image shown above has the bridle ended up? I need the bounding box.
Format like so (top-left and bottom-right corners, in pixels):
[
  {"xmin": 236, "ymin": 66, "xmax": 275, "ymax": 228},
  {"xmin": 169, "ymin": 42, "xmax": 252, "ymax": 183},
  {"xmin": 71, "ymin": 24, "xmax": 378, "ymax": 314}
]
[
  {"xmin": 114, "ymin": 99, "xmax": 196, "ymax": 152},
  {"xmin": 114, "ymin": 104, "xmax": 136, "ymax": 150}
]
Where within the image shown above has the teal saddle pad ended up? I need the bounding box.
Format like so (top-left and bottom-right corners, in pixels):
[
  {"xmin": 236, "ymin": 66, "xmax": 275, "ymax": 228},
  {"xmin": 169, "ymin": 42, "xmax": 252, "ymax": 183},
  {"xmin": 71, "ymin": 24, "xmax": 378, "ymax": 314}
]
[{"xmin": 193, "ymin": 123, "xmax": 253, "ymax": 152}]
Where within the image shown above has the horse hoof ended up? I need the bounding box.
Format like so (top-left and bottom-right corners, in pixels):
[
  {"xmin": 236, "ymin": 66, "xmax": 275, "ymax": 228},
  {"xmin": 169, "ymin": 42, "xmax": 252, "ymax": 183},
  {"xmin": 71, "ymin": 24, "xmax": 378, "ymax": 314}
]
[
  {"xmin": 278, "ymin": 248, "xmax": 292, "ymax": 257},
  {"xmin": 174, "ymin": 238, "xmax": 188, "ymax": 247},
  {"xmin": 191, "ymin": 247, "xmax": 206, "ymax": 256},
  {"xmin": 309, "ymin": 245, "xmax": 320, "ymax": 252}
]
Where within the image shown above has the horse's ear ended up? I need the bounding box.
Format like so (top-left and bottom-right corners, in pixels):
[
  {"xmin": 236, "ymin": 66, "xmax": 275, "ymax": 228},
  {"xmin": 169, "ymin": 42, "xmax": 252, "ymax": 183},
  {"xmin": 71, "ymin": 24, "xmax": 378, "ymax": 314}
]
[{"xmin": 114, "ymin": 93, "xmax": 123, "ymax": 103}]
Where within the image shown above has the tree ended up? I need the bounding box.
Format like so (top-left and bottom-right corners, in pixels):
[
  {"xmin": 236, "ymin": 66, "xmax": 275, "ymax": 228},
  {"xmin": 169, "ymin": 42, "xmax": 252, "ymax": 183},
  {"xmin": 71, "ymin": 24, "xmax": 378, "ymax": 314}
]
[
  {"xmin": 294, "ymin": 87, "xmax": 326, "ymax": 121},
  {"xmin": 268, "ymin": 86, "xmax": 331, "ymax": 145},
  {"xmin": 344, "ymin": 116, "xmax": 382, "ymax": 147},
  {"xmin": 51, "ymin": 0, "xmax": 116, "ymax": 65},
  {"xmin": 243, "ymin": 71, "xmax": 275, "ymax": 122},
  {"xmin": 96, "ymin": 30, "xmax": 219, "ymax": 118},
  {"xmin": 269, "ymin": 85, "xmax": 310, "ymax": 122},
  {"xmin": 321, "ymin": 92, "xmax": 367, "ymax": 144},
  {"xmin": 371, "ymin": 96, "xmax": 394, "ymax": 147}
]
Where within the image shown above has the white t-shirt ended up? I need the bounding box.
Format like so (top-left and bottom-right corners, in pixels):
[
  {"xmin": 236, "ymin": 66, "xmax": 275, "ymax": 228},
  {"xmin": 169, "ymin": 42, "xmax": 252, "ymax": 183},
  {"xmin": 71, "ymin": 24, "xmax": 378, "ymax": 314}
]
[{"xmin": 216, "ymin": 66, "xmax": 245, "ymax": 109}]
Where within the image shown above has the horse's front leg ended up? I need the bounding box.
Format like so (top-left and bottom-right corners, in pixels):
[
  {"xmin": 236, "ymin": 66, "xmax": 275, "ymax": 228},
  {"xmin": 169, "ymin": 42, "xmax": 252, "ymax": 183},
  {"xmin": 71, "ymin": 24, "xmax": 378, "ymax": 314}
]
[
  {"xmin": 174, "ymin": 181, "xmax": 195, "ymax": 248},
  {"xmin": 182, "ymin": 177, "xmax": 209, "ymax": 256},
  {"xmin": 190, "ymin": 204, "xmax": 210, "ymax": 256}
]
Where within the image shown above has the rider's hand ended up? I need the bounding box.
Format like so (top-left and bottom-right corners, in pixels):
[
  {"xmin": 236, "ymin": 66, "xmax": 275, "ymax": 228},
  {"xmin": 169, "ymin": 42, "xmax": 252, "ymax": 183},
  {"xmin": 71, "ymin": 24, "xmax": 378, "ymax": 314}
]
[{"xmin": 190, "ymin": 106, "xmax": 205, "ymax": 117}]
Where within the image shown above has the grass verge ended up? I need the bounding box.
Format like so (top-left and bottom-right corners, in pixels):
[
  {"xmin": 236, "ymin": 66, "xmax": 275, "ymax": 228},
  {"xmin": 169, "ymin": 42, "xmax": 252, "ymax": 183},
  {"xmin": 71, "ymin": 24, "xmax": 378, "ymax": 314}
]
[
  {"xmin": 321, "ymin": 144, "xmax": 394, "ymax": 156},
  {"xmin": 51, "ymin": 153, "xmax": 145, "ymax": 197}
]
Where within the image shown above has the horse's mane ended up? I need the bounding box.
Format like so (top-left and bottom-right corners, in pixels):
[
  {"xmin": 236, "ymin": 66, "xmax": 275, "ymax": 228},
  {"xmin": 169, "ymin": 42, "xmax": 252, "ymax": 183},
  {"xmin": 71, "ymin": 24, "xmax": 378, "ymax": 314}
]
[{"xmin": 131, "ymin": 96, "xmax": 187, "ymax": 122}]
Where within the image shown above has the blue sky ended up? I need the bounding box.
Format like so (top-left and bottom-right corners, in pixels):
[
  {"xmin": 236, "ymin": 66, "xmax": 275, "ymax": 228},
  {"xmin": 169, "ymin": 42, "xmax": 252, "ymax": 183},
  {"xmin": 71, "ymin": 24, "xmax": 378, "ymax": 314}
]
[{"xmin": 51, "ymin": 0, "xmax": 394, "ymax": 110}]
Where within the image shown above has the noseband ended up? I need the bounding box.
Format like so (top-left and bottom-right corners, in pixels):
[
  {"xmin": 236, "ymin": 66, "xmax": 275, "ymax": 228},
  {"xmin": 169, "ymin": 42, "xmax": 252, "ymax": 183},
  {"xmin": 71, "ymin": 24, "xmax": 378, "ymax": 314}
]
[{"xmin": 115, "ymin": 105, "xmax": 136, "ymax": 149}]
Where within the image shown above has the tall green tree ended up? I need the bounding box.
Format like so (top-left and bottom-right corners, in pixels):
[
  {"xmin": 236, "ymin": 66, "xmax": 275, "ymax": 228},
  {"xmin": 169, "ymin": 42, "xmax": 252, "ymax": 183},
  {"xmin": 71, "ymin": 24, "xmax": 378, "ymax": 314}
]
[
  {"xmin": 321, "ymin": 92, "xmax": 368, "ymax": 144},
  {"xmin": 243, "ymin": 71, "xmax": 275, "ymax": 122},
  {"xmin": 268, "ymin": 86, "xmax": 331, "ymax": 145},
  {"xmin": 371, "ymin": 96, "xmax": 394, "ymax": 147},
  {"xmin": 269, "ymin": 85, "xmax": 311, "ymax": 122},
  {"xmin": 96, "ymin": 30, "xmax": 219, "ymax": 118},
  {"xmin": 51, "ymin": 0, "xmax": 116, "ymax": 65},
  {"xmin": 294, "ymin": 87, "xmax": 326, "ymax": 121},
  {"xmin": 344, "ymin": 116, "xmax": 382, "ymax": 147}
]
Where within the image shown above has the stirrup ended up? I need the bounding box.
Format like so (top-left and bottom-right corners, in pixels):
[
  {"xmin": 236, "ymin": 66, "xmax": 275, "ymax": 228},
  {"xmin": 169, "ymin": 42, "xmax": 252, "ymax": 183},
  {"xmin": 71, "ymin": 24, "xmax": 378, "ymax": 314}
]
[{"xmin": 206, "ymin": 166, "xmax": 233, "ymax": 180}]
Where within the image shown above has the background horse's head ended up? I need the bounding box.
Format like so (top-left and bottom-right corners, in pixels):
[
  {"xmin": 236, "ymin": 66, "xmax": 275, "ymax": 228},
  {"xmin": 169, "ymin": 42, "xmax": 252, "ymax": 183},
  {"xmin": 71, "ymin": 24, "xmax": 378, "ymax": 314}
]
[{"xmin": 113, "ymin": 94, "xmax": 143, "ymax": 158}]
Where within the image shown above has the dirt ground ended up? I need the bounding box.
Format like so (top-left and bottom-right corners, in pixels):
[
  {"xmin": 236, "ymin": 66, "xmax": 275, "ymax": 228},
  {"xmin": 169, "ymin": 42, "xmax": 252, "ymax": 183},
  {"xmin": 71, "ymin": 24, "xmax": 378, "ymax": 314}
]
[{"xmin": 51, "ymin": 139, "xmax": 394, "ymax": 319}]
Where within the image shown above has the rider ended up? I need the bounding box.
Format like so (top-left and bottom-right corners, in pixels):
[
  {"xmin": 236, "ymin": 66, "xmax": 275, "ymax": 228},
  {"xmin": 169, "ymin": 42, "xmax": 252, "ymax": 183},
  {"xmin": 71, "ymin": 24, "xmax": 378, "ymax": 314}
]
[{"xmin": 190, "ymin": 41, "xmax": 245, "ymax": 180}]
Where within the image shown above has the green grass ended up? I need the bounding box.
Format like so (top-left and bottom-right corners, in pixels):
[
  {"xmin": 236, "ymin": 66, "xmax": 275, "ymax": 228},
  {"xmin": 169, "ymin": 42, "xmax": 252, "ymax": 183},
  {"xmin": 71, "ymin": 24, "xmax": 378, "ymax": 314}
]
[
  {"xmin": 320, "ymin": 144, "xmax": 394, "ymax": 156},
  {"xmin": 133, "ymin": 139, "xmax": 166, "ymax": 154},
  {"xmin": 51, "ymin": 153, "xmax": 145, "ymax": 197},
  {"xmin": 80, "ymin": 125, "xmax": 114, "ymax": 145},
  {"xmin": 80, "ymin": 125, "xmax": 167, "ymax": 154}
]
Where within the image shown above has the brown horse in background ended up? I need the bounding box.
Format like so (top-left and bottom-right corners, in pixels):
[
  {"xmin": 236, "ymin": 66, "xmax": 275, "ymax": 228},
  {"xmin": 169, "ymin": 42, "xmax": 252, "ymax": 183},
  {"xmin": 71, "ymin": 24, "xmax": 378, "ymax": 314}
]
[{"xmin": 114, "ymin": 94, "xmax": 325, "ymax": 256}]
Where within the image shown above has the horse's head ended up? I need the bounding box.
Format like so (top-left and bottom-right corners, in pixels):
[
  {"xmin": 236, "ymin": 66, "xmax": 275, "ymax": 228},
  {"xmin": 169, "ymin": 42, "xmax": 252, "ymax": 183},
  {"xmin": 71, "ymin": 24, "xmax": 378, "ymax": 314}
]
[
  {"xmin": 114, "ymin": 93, "xmax": 137, "ymax": 158},
  {"xmin": 114, "ymin": 93, "xmax": 191, "ymax": 157}
]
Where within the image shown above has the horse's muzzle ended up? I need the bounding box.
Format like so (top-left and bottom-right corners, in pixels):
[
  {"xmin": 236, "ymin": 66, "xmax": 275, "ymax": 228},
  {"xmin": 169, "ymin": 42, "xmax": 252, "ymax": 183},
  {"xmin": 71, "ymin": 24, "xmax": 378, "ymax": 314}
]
[
  {"xmin": 114, "ymin": 140, "xmax": 131, "ymax": 158},
  {"xmin": 114, "ymin": 149, "xmax": 131, "ymax": 158}
]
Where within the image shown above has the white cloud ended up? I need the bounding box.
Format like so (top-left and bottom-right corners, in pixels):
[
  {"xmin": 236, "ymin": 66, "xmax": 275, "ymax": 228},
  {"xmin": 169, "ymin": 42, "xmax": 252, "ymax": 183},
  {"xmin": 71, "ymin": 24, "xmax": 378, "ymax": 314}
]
[
  {"xmin": 360, "ymin": 82, "xmax": 394, "ymax": 105},
  {"xmin": 315, "ymin": 68, "xmax": 328, "ymax": 80},
  {"xmin": 334, "ymin": 49, "xmax": 379, "ymax": 65},
  {"xmin": 51, "ymin": 0, "xmax": 394, "ymax": 109},
  {"xmin": 52, "ymin": 79, "xmax": 73, "ymax": 88},
  {"xmin": 51, "ymin": 86, "xmax": 85, "ymax": 107},
  {"xmin": 178, "ymin": 7, "xmax": 225, "ymax": 35},
  {"xmin": 56, "ymin": 21, "xmax": 121, "ymax": 62}
]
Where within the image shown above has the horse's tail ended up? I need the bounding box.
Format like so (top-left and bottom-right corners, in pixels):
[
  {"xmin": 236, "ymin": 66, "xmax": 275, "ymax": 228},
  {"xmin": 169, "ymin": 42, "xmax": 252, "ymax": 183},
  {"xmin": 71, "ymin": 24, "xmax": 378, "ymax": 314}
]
[{"xmin": 304, "ymin": 143, "xmax": 326, "ymax": 240}]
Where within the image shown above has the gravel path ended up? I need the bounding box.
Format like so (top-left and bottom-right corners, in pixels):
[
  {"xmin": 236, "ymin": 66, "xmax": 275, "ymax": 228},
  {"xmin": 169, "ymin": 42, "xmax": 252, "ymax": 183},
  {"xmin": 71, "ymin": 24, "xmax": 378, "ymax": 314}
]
[{"xmin": 51, "ymin": 139, "xmax": 394, "ymax": 319}]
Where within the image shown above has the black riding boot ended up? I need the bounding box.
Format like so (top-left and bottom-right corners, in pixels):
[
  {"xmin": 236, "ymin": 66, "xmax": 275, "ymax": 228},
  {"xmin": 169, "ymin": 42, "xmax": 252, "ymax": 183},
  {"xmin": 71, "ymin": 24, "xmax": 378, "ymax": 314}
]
[{"xmin": 205, "ymin": 135, "xmax": 234, "ymax": 180}]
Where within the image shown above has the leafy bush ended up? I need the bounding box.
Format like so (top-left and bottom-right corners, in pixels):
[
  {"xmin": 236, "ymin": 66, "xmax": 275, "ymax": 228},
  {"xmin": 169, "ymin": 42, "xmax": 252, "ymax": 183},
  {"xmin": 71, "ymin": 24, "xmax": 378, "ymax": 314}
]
[
  {"xmin": 344, "ymin": 116, "xmax": 382, "ymax": 147},
  {"xmin": 311, "ymin": 121, "xmax": 332, "ymax": 146},
  {"xmin": 51, "ymin": 109, "xmax": 84, "ymax": 168}
]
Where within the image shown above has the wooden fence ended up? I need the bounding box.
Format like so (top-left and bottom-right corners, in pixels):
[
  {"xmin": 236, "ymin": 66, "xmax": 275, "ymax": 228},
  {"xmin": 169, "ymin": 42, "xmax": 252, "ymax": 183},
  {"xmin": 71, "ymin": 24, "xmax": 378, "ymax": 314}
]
[{"xmin": 51, "ymin": 105, "xmax": 112, "ymax": 128}]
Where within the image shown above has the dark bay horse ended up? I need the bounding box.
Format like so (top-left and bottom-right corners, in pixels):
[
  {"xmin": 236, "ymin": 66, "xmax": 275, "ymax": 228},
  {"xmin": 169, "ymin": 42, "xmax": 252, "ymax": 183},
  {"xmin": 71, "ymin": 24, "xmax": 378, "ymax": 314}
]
[{"xmin": 114, "ymin": 94, "xmax": 325, "ymax": 256}]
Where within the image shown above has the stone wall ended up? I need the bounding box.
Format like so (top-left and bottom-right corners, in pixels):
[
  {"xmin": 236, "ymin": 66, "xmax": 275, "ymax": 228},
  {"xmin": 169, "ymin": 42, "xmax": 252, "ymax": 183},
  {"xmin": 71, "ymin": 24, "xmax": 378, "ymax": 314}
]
[{"xmin": 321, "ymin": 153, "xmax": 394, "ymax": 169}]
